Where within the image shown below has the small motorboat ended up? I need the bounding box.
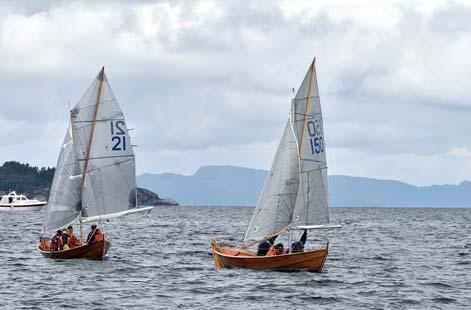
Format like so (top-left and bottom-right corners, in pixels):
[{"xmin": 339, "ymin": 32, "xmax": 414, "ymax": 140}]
[{"xmin": 0, "ymin": 191, "xmax": 46, "ymax": 211}]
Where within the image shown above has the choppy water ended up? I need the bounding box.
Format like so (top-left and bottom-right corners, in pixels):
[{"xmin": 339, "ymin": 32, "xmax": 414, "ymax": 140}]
[{"xmin": 1, "ymin": 206, "xmax": 471, "ymax": 309}]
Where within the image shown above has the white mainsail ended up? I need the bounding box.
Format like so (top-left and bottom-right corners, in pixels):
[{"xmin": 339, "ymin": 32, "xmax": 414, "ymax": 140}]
[
  {"xmin": 71, "ymin": 69, "xmax": 136, "ymax": 219},
  {"xmin": 244, "ymin": 58, "xmax": 330, "ymax": 240},
  {"xmin": 291, "ymin": 58, "xmax": 329, "ymax": 227},
  {"xmin": 43, "ymin": 68, "xmax": 143, "ymax": 232},
  {"xmin": 43, "ymin": 126, "xmax": 82, "ymax": 231},
  {"xmin": 245, "ymin": 120, "xmax": 299, "ymax": 241}
]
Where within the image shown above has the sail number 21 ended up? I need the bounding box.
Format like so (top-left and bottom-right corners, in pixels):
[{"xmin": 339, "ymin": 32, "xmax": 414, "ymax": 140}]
[
  {"xmin": 110, "ymin": 121, "xmax": 126, "ymax": 151},
  {"xmin": 307, "ymin": 120, "xmax": 324, "ymax": 154}
]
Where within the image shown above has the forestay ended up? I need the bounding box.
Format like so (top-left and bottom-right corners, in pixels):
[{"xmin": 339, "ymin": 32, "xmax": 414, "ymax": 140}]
[
  {"xmin": 43, "ymin": 126, "xmax": 82, "ymax": 231},
  {"xmin": 244, "ymin": 120, "xmax": 299, "ymax": 241},
  {"xmin": 291, "ymin": 58, "xmax": 329, "ymax": 226},
  {"xmin": 71, "ymin": 70, "xmax": 136, "ymax": 218}
]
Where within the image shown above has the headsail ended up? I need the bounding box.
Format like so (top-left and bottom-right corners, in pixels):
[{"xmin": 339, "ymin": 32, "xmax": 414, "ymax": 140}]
[
  {"xmin": 71, "ymin": 68, "xmax": 137, "ymax": 219},
  {"xmin": 291, "ymin": 58, "xmax": 329, "ymax": 226},
  {"xmin": 43, "ymin": 126, "xmax": 82, "ymax": 231},
  {"xmin": 244, "ymin": 120, "xmax": 299, "ymax": 241}
]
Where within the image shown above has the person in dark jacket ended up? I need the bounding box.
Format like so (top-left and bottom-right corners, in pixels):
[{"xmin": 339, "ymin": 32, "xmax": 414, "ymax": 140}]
[
  {"xmin": 51, "ymin": 230, "xmax": 63, "ymax": 252},
  {"xmin": 61, "ymin": 228, "xmax": 69, "ymax": 246},
  {"xmin": 87, "ymin": 224, "xmax": 98, "ymax": 244},
  {"xmin": 290, "ymin": 229, "xmax": 307, "ymax": 253},
  {"xmin": 257, "ymin": 235, "xmax": 277, "ymax": 256}
]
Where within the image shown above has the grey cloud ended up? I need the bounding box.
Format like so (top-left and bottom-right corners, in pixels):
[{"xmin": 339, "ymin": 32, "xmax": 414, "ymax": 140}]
[{"xmin": 0, "ymin": 1, "xmax": 471, "ymax": 185}]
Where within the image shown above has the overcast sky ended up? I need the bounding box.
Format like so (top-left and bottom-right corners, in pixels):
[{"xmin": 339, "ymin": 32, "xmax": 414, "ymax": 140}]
[{"xmin": 1, "ymin": 0, "xmax": 471, "ymax": 185}]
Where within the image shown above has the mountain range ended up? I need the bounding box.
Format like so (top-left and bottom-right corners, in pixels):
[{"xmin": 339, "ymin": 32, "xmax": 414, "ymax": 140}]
[{"xmin": 137, "ymin": 165, "xmax": 471, "ymax": 207}]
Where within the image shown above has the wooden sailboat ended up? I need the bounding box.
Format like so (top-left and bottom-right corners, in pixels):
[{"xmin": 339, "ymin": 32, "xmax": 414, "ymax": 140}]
[
  {"xmin": 212, "ymin": 57, "xmax": 341, "ymax": 271},
  {"xmin": 38, "ymin": 67, "xmax": 152, "ymax": 260}
]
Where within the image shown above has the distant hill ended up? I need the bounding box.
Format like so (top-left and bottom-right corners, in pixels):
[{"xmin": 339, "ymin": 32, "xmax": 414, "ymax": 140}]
[
  {"xmin": 0, "ymin": 161, "xmax": 54, "ymax": 193},
  {"xmin": 138, "ymin": 165, "xmax": 471, "ymax": 207},
  {"xmin": 0, "ymin": 161, "xmax": 177, "ymax": 206},
  {"xmin": 138, "ymin": 166, "xmax": 267, "ymax": 206},
  {"xmin": 329, "ymin": 176, "xmax": 471, "ymax": 207}
]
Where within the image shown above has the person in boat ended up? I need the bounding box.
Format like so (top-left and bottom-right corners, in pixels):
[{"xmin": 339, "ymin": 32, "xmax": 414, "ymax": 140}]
[
  {"xmin": 266, "ymin": 243, "xmax": 285, "ymax": 256},
  {"xmin": 65, "ymin": 226, "xmax": 78, "ymax": 248},
  {"xmin": 257, "ymin": 235, "xmax": 277, "ymax": 256},
  {"xmin": 51, "ymin": 230, "xmax": 63, "ymax": 252},
  {"xmin": 61, "ymin": 228, "xmax": 68, "ymax": 247},
  {"xmin": 290, "ymin": 229, "xmax": 308, "ymax": 254},
  {"xmin": 86, "ymin": 224, "xmax": 104, "ymax": 244}
]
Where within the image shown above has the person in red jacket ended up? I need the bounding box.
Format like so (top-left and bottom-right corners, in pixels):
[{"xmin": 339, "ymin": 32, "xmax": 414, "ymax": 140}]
[
  {"xmin": 51, "ymin": 230, "xmax": 63, "ymax": 252},
  {"xmin": 94, "ymin": 228, "xmax": 104, "ymax": 242},
  {"xmin": 87, "ymin": 224, "xmax": 104, "ymax": 244},
  {"xmin": 66, "ymin": 226, "xmax": 78, "ymax": 248}
]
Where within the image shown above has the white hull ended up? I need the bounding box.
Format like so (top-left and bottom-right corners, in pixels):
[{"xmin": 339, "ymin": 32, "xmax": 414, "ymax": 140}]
[{"xmin": 0, "ymin": 203, "xmax": 45, "ymax": 211}]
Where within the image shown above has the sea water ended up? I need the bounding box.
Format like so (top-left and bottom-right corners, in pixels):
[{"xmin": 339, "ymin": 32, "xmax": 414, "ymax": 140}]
[{"xmin": 1, "ymin": 207, "xmax": 470, "ymax": 309}]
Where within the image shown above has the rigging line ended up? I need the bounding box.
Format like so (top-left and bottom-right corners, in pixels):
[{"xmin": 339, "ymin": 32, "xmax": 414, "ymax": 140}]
[
  {"xmin": 78, "ymin": 154, "xmax": 134, "ymax": 161},
  {"xmin": 299, "ymin": 158, "xmax": 326, "ymax": 164},
  {"xmin": 294, "ymin": 95, "xmax": 320, "ymax": 102},
  {"xmin": 293, "ymin": 113, "xmax": 323, "ymax": 120},
  {"xmin": 83, "ymin": 158, "xmax": 134, "ymax": 173},
  {"xmin": 76, "ymin": 98, "xmax": 117, "ymax": 110},
  {"xmin": 74, "ymin": 74, "xmax": 100, "ymax": 106},
  {"xmin": 306, "ymin": 171, "xmax": 310, "ymax": 225},
  {"xmin": 72, "ymin": 118, "xmax": 125, "ymax": 123},
  {"xmin": 301, "ymin": 166, "xmax": 328, "ymax": 173},
  {"xmin": 99, "ymin": 168, "xmax": 106, "ymax": 216},
  {"xmin": 267, "ymin": 193, "xmax": 299, "ymax": 197}
]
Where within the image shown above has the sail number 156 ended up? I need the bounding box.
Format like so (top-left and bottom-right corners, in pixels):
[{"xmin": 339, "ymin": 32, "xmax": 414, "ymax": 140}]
[
  {"xmin": 307, "ymin": 120, "xmax": 324, "ymax": 154},
  {"xmin": 110, "ymin": 121, "xmax": 126, "ymax": 151}
]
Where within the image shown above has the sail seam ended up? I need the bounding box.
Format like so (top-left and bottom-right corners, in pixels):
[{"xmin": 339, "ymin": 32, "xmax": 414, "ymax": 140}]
[{"xmin": 78, "ymin": 155, "xmax": 134, "ymax": 161}]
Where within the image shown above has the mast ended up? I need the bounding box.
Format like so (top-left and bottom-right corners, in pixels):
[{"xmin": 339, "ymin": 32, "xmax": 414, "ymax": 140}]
[{"xmin": 78, "ymin": 67, "xmax": 105, "ymax": 242}]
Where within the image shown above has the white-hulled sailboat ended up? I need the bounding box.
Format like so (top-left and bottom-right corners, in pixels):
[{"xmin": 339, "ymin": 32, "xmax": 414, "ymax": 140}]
[
  {"xmin": 38, "ymin": 68, "xmax": 152, "ymax": 260},
  {"xmin": 212, "ymin": 57, "xmax": 341, "ymax": 271}
]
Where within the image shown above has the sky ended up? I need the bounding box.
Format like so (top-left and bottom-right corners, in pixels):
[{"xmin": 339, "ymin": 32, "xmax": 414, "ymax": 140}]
[{"xmin": 1, "ymin": 0, "xmax": 471, "ymax": 186}]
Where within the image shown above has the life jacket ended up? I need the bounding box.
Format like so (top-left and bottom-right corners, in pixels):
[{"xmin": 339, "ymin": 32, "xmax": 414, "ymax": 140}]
[
  {"xmin": 67, "ymin": 235, "xmax": 76, "ymax": 248},
  {"xmin": 51, "ymin": 235, "xmax": 63, "ymax": 252},
  {"xmin": 266, "ymin": 245, "xmax": 285, "ymax": 256},
  {"xmin": 95, "ymin": 230, "xmax": 104, "ymax": 242}
]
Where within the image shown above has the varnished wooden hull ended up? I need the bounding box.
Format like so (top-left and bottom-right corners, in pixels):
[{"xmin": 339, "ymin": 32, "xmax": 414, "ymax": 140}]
[
  {"xmin": 38, "ymin": 240, "xmax": 111, "ymax": 260},
  {"xmin": 211, "ymin": 240, "xmax": 329, "ymax": 272}
]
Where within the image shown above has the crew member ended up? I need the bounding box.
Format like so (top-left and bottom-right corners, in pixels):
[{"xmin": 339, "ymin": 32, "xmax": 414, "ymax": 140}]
[
  {"xmin": 290, "ymin": 229, "xmax": 307, "ymax": 253},
  {"xmin": 266, "ymin": 243, "xmax": 285, "ymax": 256},
  {"xmin": 257, "ymin": 236, "xmax": 277, "ymax": 256},
  {"xmin": 51, "ymin": 230, "xmax": 63, "ymax": 252},
  {"xmin": 87, "ymin": 224, "xmax": 98, "ymax": 244},
  {"xmin": 66, "ymin": 226, "xmax": 78, "ymax": 248}
]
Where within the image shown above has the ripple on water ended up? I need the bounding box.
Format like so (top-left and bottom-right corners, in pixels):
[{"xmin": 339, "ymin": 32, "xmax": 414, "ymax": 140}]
[{"xmin": 1, "ymin": 207, "xmax": 471, "ymax": 309}]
